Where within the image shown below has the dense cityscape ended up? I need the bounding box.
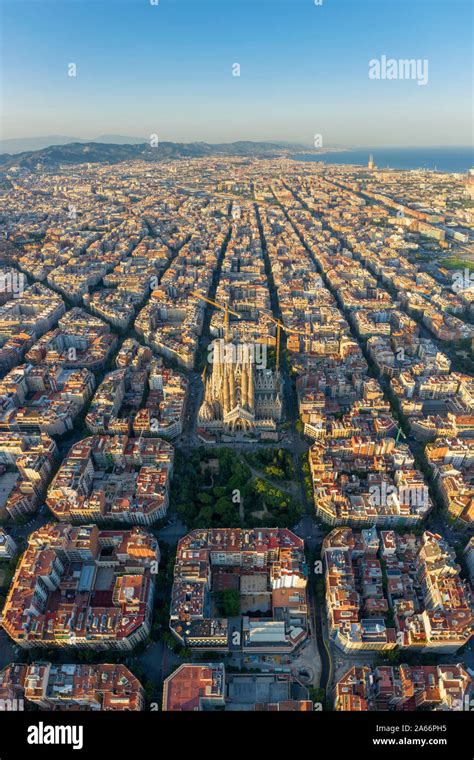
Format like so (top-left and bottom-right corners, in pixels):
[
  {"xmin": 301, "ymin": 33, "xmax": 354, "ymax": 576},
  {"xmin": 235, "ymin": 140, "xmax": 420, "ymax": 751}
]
[{"xmin": 0, "ymin": 152, "xmax": 471, "ymax": 716}]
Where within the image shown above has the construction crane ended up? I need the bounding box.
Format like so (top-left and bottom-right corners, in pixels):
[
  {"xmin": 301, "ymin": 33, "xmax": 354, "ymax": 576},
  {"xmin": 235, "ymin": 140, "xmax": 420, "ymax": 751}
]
[
  {"xmin": 190, "ymin": 291, "xmax": 241, "ymax": 342},
  {"xmin": 395, "ymin": 425, "xmax": 404, "ymax": 444},
  {"xmin": 190, "ymin": 291, "xmax": 306, "ymax": 374},
  {"xmin": 265, "ymin": 314, "xmax": 310, "ymax": 373}
]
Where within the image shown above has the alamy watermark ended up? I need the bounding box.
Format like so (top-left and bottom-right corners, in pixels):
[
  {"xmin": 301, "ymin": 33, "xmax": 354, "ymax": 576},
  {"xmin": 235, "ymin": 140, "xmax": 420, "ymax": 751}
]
[
  {"xmin": 452, "ymin": 269, "xmax": 474, "ymax": 293},
  {"xmin": 207, "ymin": 339, "xmax": 267, "ymax": 370},
  {"xmin": 0, "ymin": 698, "xmax": 24, "ymax": 710},
  {"xmin": 368, "ymin": 482, "xmax": 429, "ymax": 507},
  {"xmin": 0, "ymin": 271, "xmax": 26, "ymax": 298},
  {"xmin": 369, "ymin": 55, "xmax": 429, "ymax": 86}
]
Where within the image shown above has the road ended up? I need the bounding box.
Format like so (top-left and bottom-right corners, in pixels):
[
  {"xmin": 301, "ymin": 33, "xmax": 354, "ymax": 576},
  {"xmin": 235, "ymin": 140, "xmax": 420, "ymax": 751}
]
[
  {"xmin": 307, "ymin": 573, "xmax": 332, "ymax": 694},
  {"xmin": 156, "ymin": 517, "xmax": 187, "ymax": 546}
]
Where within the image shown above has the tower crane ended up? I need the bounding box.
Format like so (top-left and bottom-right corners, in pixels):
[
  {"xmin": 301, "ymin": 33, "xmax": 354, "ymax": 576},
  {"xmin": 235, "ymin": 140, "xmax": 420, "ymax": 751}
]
[
  {"xmin": 265, "ymin": 314, "xmax": 310, "ymax": 373},
  {"xmin": 190, "ymin": 291, "xmax": 241, "ymax": 342}
]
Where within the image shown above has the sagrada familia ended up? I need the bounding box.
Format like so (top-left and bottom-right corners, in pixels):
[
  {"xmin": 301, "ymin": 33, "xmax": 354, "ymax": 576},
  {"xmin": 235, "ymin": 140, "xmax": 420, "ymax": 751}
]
[{"xmin": 198, "ymin": 339, "xmax": 282, "ymax": 432}]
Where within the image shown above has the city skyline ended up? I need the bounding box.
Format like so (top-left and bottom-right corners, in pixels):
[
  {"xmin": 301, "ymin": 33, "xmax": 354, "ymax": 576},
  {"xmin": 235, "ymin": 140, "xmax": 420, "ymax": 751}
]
[{"xmin": 0, "ymin": 156, "xmax": 472, "ymax": 724}]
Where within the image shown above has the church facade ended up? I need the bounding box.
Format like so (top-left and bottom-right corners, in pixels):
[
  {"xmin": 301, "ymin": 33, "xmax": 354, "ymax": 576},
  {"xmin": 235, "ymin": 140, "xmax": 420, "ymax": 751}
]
[{"xmin": 198, "ymin": 339, "xmax": 282, "ymax": 432}]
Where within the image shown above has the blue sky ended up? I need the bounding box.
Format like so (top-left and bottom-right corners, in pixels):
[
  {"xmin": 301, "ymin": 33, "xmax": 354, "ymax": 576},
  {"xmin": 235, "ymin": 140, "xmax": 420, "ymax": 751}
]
[{"xmin": 1, "ymin": 0, "xmax": 472, "ymax": 145}]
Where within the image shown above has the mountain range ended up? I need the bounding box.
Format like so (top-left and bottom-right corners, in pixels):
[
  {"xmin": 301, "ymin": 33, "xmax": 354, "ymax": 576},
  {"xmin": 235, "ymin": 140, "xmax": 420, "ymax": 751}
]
[
  {"xmin": 0, "ymin": 139, "xmax": 316, "ymax": 171},
  {"xmin": 0, "ymin": 135, "xmax": 149, "ymax": 154}
]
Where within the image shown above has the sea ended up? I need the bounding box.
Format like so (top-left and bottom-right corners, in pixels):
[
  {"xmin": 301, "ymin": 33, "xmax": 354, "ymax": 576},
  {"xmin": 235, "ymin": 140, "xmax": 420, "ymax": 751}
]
[{"xmin": 291, "ymin": 147, "xmax": 473, "ymax": 174}]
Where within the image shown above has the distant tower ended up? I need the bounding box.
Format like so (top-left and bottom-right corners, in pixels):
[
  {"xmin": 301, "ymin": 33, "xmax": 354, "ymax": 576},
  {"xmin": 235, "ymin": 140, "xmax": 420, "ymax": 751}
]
[
  {"xmin": 368, "ymin": 154, "xmax": 375, "ymax": 170},
  {"xmin": 466, "ymin": 168, "xmax": 474, "ymax": 199}
]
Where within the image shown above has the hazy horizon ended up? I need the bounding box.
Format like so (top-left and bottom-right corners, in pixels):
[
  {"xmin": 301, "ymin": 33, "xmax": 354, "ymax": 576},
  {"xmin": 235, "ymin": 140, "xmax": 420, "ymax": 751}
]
[
  {"xmin": 1, "ymin": 0, "xmax": 472, "ymax": 147},
  {"xmin": 2, "ymin": 136, "xmax": 474, "ymax": 147}
]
